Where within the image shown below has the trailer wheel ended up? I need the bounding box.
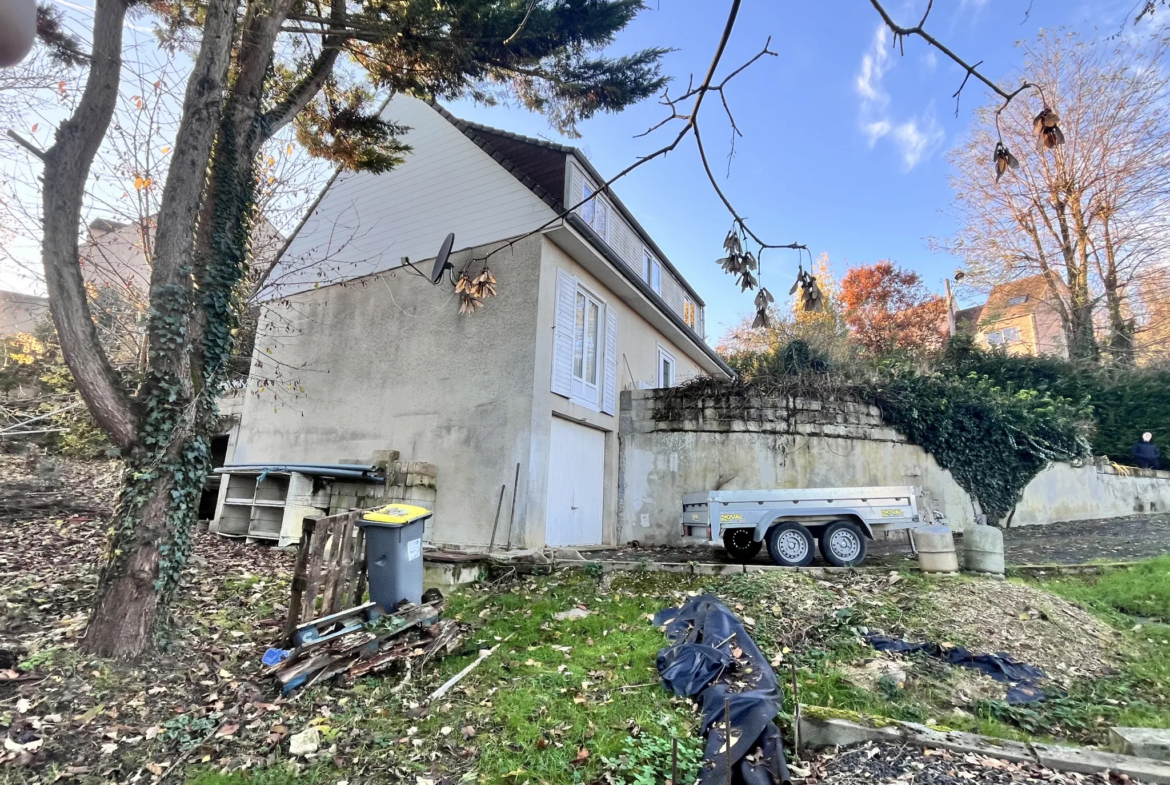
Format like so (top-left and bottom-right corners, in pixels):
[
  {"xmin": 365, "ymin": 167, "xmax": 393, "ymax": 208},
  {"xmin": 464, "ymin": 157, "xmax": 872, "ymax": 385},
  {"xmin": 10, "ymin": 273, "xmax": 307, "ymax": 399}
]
[
  {"xmin": 819, "ymin": 520, "xmax": 867, "ymax": 567},
  {"xmin": 765, "ymin": 522, "xmax": 815, "ymax": 567},
  {"xmin": 722, "ymin": 528, "xmax": 762, "ymax": 562}
]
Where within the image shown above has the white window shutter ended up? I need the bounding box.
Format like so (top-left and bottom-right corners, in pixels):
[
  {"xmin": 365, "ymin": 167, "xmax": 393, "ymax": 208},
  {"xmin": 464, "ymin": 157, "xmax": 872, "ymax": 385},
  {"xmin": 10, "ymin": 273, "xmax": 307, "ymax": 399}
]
[
  {"xmin": 552, "ymin": 269, "xmax": 576, "ymax": 398},
  {"xmin": 602, "ymin": 306, "xmax": 618, "ymax": 414}
]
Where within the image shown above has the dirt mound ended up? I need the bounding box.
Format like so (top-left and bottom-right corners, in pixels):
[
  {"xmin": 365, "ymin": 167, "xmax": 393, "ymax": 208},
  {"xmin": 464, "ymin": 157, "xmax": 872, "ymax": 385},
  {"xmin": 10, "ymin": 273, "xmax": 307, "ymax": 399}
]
[
  {"xmin": 924, "ymin": 578, "xmax": 1121, "ymax": 684},
  {"xmin": 727, "ymin": 570, "xmax": 1121, "ymax": 685}
]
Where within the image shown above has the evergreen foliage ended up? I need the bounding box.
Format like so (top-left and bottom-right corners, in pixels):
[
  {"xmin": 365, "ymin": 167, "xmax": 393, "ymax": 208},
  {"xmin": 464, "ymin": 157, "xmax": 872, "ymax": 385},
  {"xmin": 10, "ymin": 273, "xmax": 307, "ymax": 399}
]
[{"xmin": 938, "ymin": 336, "xmax": 1170, "ymax": 465}]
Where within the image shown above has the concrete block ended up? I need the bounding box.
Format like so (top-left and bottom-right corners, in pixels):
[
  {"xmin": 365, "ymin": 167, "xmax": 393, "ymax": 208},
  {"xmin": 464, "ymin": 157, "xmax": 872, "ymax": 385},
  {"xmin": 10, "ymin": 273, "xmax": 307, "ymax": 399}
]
[
  {"xmin": 797, "ymin": 717, "xmax": 902, "ymax": 749},
  {"xmin": 689, "ymin": 562, "xmax": 740, "ymax": 576},
  {"xmin": 424, "ymin": 561, "xmax": 486, "ymax": 591},
  {"xmin": 1032, "ymin": 742, "xmax": 1170, "ymax": 783},
  {"xmin": 1111, "ymin": 728, "xmax": 1170, "ymax": 761}
]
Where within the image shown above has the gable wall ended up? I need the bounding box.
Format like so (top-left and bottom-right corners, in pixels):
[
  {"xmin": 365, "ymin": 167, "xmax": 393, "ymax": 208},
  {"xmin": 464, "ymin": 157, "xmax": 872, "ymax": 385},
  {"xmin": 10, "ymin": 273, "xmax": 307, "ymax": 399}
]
[
  {"xmin": 234, "ymin": 234, "xmax": 546, "ymax": 548},
  {"xmin": 265, "ymin": 96, "xmax": 558, "ymax": 298}
]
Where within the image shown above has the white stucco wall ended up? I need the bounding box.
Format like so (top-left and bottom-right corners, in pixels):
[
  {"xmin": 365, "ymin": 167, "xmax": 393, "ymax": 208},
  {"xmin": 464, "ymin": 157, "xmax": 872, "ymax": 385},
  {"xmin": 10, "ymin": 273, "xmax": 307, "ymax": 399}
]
[
  {"xmin": 235, "ymin": 235, "xmax": 546, "ymax": 548},
  {"xmin": 1010, "ymin": 462, "xmax": 1170, "ymax": 525},
  {"xmin": 516, "ymin": 239, "xmax": 710, "ymax": 548}
]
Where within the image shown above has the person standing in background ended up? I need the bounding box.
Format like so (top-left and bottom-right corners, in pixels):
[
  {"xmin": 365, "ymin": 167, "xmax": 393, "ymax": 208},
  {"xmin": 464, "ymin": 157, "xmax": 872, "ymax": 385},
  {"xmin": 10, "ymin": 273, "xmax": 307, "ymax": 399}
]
[{"xmin": 1132, "ymin": 432, "xmax": 1162, "ymax": 470}]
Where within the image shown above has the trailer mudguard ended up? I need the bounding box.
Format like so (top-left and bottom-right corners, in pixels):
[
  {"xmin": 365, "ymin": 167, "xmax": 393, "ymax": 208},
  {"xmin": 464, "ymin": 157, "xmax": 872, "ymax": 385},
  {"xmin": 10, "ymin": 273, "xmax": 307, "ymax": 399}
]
[{"xmin": 745, "ymin": 507, "xmax": 876, "ymax": 542}]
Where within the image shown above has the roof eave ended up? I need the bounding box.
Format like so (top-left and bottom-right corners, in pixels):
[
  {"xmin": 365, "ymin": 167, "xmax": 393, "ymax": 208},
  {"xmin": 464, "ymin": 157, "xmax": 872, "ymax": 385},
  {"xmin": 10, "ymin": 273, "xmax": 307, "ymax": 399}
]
[
  {"xmin": 562, "ymin": 212, "xmax": 732, "ymax": 378},
  {"xmin": 567, "ymin": 150, "xmax": 706, "ymax": 308}
]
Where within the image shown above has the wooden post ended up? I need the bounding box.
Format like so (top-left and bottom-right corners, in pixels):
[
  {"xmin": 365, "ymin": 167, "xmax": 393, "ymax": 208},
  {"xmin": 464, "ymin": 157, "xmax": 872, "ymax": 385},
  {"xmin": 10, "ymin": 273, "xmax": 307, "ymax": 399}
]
[{"xmin": 283, "ymin": 517, "xmax": 317, "ymax": 645}]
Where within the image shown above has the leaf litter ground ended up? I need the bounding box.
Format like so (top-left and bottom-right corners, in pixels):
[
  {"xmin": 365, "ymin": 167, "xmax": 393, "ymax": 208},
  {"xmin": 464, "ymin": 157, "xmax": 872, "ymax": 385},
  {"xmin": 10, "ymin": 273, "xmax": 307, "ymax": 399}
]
[{"xmin": 1, "ymin": 455, "xmax": 1168, "ymax": 785}]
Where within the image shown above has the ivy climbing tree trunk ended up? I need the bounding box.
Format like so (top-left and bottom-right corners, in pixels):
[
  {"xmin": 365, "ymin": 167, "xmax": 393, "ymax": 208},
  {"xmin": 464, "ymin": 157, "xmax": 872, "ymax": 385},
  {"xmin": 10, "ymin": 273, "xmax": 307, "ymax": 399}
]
[{"xmin": 76, "ymin": 0, "xmax": 238, "ymax": 658}]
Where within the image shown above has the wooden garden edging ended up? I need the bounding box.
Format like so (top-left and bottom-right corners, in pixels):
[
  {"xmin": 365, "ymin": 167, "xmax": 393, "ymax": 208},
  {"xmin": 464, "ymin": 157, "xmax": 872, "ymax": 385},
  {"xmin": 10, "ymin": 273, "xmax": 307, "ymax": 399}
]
[{"xmin": 283, "ymin": 510, "xmax": 368, "ymax": 645}]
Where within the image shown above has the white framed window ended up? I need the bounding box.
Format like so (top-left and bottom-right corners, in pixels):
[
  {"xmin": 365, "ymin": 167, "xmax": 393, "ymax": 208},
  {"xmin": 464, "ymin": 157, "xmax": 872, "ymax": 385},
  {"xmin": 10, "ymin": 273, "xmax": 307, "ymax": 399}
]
[
  {"xmin": 657, "ymin": 345, "xmax": 676, "ymax": 389},
  {"xmin": 985, "ymin": 327, "xmax": 1021, "ymax": 346},
  {"xmin": 572, "ymin": 287, "xmax": 603, "ymax": 405},
  {"xmin": 683, "ymin": 297, "xmax": 696, "ymax": 329},
  {"xmin": 581, "ymin": 181, "xmax": 608, "ymax": 240},
  {"xmin": 643, "ymin": 249, "xmax": 661, "ymax": 294},
  {"xmin": 552, "ymin": 270, "xmax": 618, "ymax": 414}
]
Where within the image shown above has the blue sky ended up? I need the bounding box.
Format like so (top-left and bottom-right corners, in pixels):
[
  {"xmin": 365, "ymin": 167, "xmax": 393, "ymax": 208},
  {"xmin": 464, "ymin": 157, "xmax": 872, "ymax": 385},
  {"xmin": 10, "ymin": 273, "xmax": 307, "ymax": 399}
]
[
  {"xmin": 2, "ymin": 1, "xmax": 1147, "ymax": 344},
  {"xmin": 450, "ymin": 0, "xmax": 1146, "ymax": 341}
]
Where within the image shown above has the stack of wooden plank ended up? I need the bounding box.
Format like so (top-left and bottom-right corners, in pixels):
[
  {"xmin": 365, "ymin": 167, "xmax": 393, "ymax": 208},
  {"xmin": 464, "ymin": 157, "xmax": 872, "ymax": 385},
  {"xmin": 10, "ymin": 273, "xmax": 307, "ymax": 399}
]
[{"xmin": 272, "ymin": 596, "xmax": 464, "ymax": 693}]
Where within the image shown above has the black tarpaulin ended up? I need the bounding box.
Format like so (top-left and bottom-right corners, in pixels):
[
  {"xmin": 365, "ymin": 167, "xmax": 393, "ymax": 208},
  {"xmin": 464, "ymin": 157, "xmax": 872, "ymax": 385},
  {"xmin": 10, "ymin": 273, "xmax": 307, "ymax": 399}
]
[
  {"xmin": 865, "ymin": 634, "xmax": 1049, "ymax": 704},
  {"xmin": 654, "ymin": 595, "xmax": 791, "ymax": 785}
]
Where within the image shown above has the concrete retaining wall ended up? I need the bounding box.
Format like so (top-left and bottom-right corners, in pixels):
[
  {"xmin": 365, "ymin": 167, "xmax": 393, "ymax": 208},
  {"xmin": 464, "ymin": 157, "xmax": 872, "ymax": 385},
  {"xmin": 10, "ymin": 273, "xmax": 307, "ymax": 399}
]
[
  {"xmin": 1011, "ymin": 461, "xmax": 1170, "ymax": 526},
  {"xmin": 617, "ymin": 389, "xmax": 1170, "ymax": 546},
  {"xmin": 617, "ymin": 389, "xmax": 977, "ymax": 546}
]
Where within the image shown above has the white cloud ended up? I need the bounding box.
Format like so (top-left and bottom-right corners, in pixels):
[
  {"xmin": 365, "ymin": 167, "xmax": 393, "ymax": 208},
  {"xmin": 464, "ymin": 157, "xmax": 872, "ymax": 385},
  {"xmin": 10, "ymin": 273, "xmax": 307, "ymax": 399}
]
[
  {"xmin": 854, "ymin": 24, "xmax": 945, "ymax": 171},
  {"xmin": 921, "ymin": 50, "xmax": 938, "ymax": 72}
]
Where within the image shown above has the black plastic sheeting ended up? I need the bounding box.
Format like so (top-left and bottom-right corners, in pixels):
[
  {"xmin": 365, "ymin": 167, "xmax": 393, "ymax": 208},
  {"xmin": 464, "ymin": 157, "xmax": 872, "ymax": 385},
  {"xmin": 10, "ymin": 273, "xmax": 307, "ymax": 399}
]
[
  {"xmin": 654, "ymin": 595, "xmax": 791, "ymax": 785},
  {"xmin": 865, "ymin": 634, "xmax": 1048, "ymax": 704}
]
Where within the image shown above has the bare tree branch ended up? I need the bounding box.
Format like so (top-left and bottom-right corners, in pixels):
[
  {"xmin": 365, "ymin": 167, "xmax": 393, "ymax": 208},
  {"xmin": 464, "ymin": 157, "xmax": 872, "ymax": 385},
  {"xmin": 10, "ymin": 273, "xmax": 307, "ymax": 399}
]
[{"xmin": 40, "ymin": 0, "xmax": 138, "ymax": 449}]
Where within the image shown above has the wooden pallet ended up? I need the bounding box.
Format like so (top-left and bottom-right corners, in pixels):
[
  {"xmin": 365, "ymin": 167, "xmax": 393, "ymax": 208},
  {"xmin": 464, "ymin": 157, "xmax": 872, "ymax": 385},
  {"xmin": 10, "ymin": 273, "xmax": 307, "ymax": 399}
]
[{"xmin": 283, "ymin": 510, "xmax": 368, "ymax": 645}]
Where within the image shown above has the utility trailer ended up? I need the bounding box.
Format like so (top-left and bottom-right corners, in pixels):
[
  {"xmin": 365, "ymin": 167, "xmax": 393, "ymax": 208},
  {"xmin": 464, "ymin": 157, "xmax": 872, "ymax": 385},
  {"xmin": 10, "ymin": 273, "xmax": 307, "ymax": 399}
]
[{"xmin": 681, "ymin": 486, "xmax": 923, "ymax": 567}]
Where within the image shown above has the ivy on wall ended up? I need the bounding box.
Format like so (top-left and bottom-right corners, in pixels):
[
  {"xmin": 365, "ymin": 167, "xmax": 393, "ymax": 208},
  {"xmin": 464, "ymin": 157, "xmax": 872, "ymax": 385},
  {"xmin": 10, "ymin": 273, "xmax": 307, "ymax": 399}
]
[{"xmin": 864, "ymin": 366, "xmax": 1091, "ymax": 521}]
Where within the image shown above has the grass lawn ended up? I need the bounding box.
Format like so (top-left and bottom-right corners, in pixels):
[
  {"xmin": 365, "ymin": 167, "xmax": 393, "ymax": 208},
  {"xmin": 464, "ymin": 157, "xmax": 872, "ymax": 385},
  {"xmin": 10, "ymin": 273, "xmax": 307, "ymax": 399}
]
[
  {"xmin": 7, "ymin": 531, "xmax": 1170, "ymax": 785},
  {"xmin": 177, "ymin": 561, "xmax": 1170, "ymax": 785}
]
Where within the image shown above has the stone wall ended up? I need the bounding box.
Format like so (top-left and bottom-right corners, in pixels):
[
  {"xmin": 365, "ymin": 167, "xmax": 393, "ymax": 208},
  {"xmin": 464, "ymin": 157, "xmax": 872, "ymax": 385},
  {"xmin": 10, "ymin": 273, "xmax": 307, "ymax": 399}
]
[
  {"xmin": 1010, "ymin": 461, "xmax": 1170, "ymax": 526},
  {"xmin": 618, "ymin": 389, "xmax": 977, "ymax": 546},
  {"xmin": 617, "ymin": 389, "xmax": 1170, "ymax": 546}
]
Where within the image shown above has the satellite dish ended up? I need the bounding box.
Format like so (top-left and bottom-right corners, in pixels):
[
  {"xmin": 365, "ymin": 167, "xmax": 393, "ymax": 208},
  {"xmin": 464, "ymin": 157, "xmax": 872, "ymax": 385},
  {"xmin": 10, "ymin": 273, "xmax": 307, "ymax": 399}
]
[{"xmin": 430, "ymin": 233, "xmax": 456, "ymax": 284}]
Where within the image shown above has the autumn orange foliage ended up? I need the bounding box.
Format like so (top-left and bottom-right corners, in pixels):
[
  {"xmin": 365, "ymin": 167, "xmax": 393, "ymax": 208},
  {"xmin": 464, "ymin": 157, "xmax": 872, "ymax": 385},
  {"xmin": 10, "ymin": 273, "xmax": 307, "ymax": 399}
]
[{"xmin": 839, "ymin": 261, "xmax": 946, "ymax": 355}]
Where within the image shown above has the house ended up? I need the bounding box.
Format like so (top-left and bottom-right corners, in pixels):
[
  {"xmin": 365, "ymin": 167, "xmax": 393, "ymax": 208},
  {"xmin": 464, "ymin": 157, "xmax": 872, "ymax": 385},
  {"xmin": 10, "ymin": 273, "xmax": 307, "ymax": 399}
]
[
  {"xmin": 962, "ymin": 275, "xmax": 1068, "ymax": 358},
  {"xmin": 0, "ymin": 290, "xmax": 48, "ymax": 337},
  {"xmin": 80, "ymin": 217, "xmax": 284, "ymax": 306},
  {"xmin": 231, "ymin": 95, "xmax": 731, "ymax": 550}
]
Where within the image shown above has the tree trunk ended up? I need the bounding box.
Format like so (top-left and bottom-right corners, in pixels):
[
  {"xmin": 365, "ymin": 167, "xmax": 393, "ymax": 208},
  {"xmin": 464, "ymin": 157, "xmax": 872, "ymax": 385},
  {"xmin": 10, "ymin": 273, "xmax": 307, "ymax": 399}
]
[{"xmin": 83, "ymin": 405, "xmax": 213, "ymax": 657}]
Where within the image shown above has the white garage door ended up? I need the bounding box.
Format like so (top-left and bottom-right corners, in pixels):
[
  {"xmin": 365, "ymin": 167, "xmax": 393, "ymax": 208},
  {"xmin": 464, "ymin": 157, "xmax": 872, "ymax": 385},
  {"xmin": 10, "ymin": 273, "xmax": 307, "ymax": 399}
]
[{"xmin": 545, "ymin": 418, "xmax": 605, "ymax": 547}]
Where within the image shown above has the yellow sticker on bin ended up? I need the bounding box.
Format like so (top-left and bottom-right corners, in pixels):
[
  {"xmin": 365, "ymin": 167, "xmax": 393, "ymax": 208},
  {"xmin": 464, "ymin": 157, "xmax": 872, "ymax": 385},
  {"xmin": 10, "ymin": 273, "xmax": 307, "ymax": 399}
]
[{"xmin": 361, "ymin": 503, "xmax": 433, "ymax": 524}]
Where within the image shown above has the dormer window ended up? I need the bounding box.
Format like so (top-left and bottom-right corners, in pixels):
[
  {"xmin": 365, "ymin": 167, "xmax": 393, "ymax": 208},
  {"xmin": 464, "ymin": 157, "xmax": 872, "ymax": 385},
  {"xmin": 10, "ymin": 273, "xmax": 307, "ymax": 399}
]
[
  {"xmin": 1007, "ymin": 295, "xmax": 1028, "ymax": 306},
  {"xmin": 643, "ymin": 249, "xmax": 661, "ymax": 294},
  {"xmin": 581, "ymin": 182, "xmax": 608, "ymax": 240}
]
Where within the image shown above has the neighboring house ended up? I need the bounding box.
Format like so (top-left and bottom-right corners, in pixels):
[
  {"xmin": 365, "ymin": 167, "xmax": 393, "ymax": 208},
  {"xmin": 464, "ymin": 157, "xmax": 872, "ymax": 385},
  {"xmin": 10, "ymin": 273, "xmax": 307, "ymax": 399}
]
[
  {"xmin": 0, "ymin": 290, "xmax": 48, "ymax": 337},
  {"xmin": 960, "ymin": 275, "xmax": 1068, "ymax": 358},
  {"xmin": 233, "ymin": 95, "xmax": 731, "ymax": 550},
  {"xmin": 80, "ymin": 216, "xmax": 284, "ymax": 304}
]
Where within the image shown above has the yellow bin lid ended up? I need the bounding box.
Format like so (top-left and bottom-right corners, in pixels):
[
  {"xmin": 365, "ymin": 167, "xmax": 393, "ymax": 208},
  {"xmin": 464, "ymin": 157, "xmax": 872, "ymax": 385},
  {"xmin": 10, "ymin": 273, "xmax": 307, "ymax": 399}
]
[{"xmin": 361, "ymin": 503, "xmax": 433, "ymax": 525}]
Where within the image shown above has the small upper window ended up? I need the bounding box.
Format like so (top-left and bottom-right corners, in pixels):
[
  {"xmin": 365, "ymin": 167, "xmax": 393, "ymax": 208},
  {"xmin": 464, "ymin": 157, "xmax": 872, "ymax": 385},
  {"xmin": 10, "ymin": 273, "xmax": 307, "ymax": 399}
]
[
  {"xmin": 1007, "ymin": 295, "xmax": 1028, "ymax": 306},
  {"xmin": 683, "ymin": 298, "xmax": 696, "ymax": 329},
  {"xmin": 581, "ymin": 181, "xmax": 608, "ymax": 239},
  {"xmin": 657, "ymin": 345, "xmax": 675, "ymax": 388},
  {"xmin": 643, "ymin": 250, "xmax": 661, "ymax": 294}
]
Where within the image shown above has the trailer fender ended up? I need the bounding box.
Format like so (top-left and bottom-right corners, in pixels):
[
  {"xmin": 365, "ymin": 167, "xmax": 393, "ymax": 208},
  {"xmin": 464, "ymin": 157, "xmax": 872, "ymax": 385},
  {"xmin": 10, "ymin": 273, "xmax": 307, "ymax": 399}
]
[{"xmin": 752, "ymin": 508, "xmax": 876, "ymax": 542}]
